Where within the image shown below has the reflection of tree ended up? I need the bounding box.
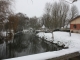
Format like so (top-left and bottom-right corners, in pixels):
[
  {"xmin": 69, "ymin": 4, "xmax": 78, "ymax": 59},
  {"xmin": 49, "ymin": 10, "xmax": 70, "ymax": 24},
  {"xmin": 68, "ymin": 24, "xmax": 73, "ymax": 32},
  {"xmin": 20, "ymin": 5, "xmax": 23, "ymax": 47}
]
[
  {"xmin": 12, "ymin": 33, "xmax": 27, "ymax": 52},
  {"xmin": 11, "ymin": 32, "xmax": 42, "ymax": 55},
  {"xmin": 8, "ymin": 32, "xmax": 65, "ymax": 57}
]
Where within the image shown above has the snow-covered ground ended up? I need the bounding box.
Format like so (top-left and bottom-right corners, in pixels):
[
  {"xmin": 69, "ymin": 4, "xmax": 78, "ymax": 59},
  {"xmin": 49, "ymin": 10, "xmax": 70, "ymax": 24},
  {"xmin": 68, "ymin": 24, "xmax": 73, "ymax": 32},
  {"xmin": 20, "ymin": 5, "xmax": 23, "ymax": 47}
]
[
  {"xmin": 4, "ymin": 31, "xmax": 80, "ymax": 60},
  {"xmin": 37, "ymin": 31, "xmax": 80, "ymax": 48}
]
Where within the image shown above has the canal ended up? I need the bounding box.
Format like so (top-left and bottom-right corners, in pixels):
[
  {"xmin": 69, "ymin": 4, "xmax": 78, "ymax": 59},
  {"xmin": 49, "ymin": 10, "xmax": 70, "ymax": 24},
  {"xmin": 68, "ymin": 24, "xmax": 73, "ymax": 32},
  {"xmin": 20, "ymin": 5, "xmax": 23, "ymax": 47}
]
[{"xmin": 0, "ymin": 32, "xmax": 66, "ymax": 60}]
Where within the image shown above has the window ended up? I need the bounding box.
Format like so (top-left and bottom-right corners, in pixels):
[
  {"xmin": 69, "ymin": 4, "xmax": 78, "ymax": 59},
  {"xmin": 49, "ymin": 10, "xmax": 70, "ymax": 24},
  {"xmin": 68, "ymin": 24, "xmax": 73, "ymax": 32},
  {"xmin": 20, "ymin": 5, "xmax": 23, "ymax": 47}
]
[{"xmin": 73, "ymin": 24, "xmax": 77, "ymax": 29}]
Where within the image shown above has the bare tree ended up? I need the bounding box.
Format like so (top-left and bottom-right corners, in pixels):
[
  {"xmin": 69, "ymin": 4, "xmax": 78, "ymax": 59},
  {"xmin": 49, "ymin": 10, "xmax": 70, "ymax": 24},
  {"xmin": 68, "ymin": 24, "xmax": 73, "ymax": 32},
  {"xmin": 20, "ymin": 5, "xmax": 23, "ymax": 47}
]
[
  {"xmin": 15, "ymin": 13, "xmax": 29, "ymax": 32},
  {"xmin": 0, "ymin": 0, "xmax": 13, "ymax": 19},
  {"xmin": 43, "ymin": 1, "xmax": 69, "ymax": 29},
  {"xmin": 70, "ymin": 5, "xmax": 79, "ymax": 19},
  {"xmin": 5, "ymin": 14, "xmax": 19, "ymax": 33},
  {"xmin": 65, "ymin": 5, "xmax": 79, "ymax": 28},
  {"xmin": 0, "ymin": 0, "xmax": 14, "ymax": 31},
  {"xmin": 42, "ymin": 3, "xmax": 52, "ymax": 29},
  {"xmin": 51, "ymin": 1, "xmax": 69, "ymax": 29},
  {"xmin": 43, "ymin": 1, "xmax": 79, "ymax": 30},
  {"xmin": 29, "ymin": 16, "xmax": 40, "ymax": 29},
  {"xmin": 60, "ymin": 1, "xmax": 69, "ymax": 28}
]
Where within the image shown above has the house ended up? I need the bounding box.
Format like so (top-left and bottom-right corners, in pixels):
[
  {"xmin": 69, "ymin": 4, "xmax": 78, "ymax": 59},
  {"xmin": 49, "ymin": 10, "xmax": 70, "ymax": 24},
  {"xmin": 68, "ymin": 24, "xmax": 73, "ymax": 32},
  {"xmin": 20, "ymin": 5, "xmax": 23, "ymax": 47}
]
[
  {"xmin": 36, "ymin": 25, "xmax": 49, "ymax": 33},
  {"xmin": 70, "ymin": 16, "xmax": 80, "ymax": 33},
  {"xmin": 40, "ymin": 25, "xmax": 49, "ymax": 32}
]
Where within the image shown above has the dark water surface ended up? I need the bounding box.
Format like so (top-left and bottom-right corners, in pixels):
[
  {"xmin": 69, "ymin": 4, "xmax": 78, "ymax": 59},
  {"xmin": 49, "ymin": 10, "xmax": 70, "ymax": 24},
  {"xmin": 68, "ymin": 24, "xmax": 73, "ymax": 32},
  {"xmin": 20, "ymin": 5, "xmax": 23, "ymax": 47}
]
[{"xmin": 0, "ymin": 32, "xmax": 66, "ymax": 60}]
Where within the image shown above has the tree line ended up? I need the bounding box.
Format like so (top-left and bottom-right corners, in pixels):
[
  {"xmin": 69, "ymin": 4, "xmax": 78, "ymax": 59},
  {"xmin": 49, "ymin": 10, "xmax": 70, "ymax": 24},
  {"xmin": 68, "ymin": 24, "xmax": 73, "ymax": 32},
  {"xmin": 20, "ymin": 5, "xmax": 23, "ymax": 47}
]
[
  {"xmin": 0, "ymin": 0, "xmax": 79, "ymax": 34},
  {"xmin": 41, "ymin": 1, "xmax": 79, "ymax": 30},
  {"xmin": 1, "ymin": 13, "xmax": 41, "ymax": 33},
  {"xmin": 0, "ymin": 0, "xmax": 41, "ymax": 33}
]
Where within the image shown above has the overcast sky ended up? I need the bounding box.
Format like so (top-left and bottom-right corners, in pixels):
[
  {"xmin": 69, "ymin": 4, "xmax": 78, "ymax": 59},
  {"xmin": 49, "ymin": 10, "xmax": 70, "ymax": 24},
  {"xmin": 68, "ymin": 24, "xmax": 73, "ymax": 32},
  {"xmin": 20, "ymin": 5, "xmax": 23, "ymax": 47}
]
[{"xmin": 15, "ymin": 0, "xmax": 80, "ymax": 17}]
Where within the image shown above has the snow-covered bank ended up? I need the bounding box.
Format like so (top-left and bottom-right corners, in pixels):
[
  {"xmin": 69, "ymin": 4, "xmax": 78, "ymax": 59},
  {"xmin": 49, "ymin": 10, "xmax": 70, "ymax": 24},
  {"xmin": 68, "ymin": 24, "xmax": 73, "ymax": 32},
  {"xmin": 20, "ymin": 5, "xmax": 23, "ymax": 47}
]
[
  {"xmin": 37, "ymin": 32, "xmax": 53, "ymax": 42},
  {"xmin": 37, "ymin": 31, "xmax": 80, "ymax": 48}
]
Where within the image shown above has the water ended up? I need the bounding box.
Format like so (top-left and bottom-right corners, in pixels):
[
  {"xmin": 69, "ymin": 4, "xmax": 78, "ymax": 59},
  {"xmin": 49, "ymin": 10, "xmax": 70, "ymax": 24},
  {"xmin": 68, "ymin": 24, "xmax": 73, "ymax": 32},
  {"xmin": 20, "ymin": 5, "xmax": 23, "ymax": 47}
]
[{"xmin": 0, "ymin": 32, "xmax": 66, "ymax": 59}]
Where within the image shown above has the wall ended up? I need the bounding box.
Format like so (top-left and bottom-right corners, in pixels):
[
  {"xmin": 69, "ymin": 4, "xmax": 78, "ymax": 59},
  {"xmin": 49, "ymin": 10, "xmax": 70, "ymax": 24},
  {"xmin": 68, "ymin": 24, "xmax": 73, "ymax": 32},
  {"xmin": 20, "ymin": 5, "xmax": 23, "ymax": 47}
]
[{"xmin": 71, "ymin": 17, "xmax": 80, "ymax": 24}]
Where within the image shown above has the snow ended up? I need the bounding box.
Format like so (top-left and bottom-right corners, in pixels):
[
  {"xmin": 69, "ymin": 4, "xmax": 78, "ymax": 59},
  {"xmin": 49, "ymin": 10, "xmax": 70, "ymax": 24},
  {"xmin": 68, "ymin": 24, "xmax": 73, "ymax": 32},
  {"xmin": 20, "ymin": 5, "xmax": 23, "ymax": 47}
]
[
  {"xmin": 53, "ymin": 32, "xmax": 80, "ymax": 48},
  {"xmin": 37, "ymin": 32, "xmax": 53, "ymax": 42},
  {"xmin": 37, "ymin": 31, "xmax": 80, "ymax": 48},
  {"xmin": 4, "ymin": 31, "xmax": 80, "ymax": 60}
]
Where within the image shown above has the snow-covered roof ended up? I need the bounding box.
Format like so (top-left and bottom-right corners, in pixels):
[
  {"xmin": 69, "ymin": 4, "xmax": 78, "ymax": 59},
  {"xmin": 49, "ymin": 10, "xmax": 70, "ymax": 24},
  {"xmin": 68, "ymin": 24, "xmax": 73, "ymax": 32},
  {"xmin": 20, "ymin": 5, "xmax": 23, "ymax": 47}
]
[{"xmin": 70, "ymin": 15, "xmax": 80, "ymax": 22}]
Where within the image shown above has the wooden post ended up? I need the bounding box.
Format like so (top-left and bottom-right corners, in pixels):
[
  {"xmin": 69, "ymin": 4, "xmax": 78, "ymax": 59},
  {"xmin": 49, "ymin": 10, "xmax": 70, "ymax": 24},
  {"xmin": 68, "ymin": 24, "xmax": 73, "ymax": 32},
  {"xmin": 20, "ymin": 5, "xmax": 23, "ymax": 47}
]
[
  {"xmin": 6, "ymin": 30, "xmax": 8, "ymax": 58},
  {"xmin": 70, "ymin": 30, "xmax": 71, "ymax": 36},
  {"xmin": 52, "ymin": 30, "xmax": 54, "ymax": 42}
]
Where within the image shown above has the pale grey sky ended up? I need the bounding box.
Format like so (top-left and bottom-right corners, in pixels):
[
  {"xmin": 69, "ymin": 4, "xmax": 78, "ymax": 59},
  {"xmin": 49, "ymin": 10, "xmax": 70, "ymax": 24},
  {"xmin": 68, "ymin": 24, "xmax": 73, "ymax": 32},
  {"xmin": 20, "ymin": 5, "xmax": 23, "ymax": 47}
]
[{"xmin": 15, "ymin": 0, "xmax": 80, "ymax": 17}]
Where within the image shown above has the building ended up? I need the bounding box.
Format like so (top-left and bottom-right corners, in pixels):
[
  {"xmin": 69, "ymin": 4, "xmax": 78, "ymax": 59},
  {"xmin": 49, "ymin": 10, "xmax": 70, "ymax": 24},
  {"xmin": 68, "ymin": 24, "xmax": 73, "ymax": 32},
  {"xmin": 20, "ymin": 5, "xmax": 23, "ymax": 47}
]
[
  {"xmin": 70, "ymin": 16, "xmax": 80, "ymax": 33},
  {"xmin": 36, "ymin": 25, "xmax": 49, "ymax": 33}
]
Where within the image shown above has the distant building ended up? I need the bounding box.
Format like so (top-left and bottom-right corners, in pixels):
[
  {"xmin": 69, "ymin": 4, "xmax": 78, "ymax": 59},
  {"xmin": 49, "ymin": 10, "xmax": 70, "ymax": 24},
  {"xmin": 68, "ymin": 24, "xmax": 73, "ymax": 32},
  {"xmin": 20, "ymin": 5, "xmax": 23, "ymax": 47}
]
[
  {"xmin": 40, "ymin": 25, "xmax": 48, "ymax": 32},
  {"xmin": 70, "ymin": 16, "xmax": 80, "ymax": 33},
  {"xmin": 36, "ymin": 25, "xmax": 49, "ymax": 33}
]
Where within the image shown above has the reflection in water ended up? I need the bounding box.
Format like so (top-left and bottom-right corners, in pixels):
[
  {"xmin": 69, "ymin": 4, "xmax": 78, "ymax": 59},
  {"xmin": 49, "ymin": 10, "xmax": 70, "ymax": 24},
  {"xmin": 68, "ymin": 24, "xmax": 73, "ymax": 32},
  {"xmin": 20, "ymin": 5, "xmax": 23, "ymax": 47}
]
[{"xmin": 0, "ymin": 32, "xmax": 66, "ymax": 59}]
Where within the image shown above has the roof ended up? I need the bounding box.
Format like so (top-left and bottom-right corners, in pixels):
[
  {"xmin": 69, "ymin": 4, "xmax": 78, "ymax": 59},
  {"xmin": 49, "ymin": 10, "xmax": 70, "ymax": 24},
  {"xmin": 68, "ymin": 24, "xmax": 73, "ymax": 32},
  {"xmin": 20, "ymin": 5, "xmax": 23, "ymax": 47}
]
[{"xmin": 70, "ymin": 15, "xmax": 80, "ymax": 22}]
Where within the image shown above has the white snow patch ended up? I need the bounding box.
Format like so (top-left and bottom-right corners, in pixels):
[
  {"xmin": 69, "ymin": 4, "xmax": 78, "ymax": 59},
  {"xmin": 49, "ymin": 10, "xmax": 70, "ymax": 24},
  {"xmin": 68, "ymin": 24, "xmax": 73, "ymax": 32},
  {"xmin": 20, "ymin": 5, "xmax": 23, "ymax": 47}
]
[{"xmin": 37, "ymin": 32, "xmax": 53, "ymax": 42}]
